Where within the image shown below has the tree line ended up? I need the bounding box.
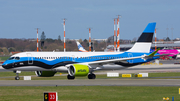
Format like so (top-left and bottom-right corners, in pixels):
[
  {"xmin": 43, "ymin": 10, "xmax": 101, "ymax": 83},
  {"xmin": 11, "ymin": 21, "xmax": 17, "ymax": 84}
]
[{"xmin": 0, "ymin": 31, "xmax": 134, "ymax": 55}]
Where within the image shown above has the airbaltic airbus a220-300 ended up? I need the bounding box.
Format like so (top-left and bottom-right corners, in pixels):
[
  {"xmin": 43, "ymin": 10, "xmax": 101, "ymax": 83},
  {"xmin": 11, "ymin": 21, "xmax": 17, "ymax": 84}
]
[{"xmin": 3, "ymin": 22, "xmax": 162, "ymax": 80}]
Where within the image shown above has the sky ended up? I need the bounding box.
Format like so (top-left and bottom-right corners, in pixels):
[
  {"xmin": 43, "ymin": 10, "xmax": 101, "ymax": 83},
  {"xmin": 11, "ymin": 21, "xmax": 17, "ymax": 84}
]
[{"xmin": 0, "ymin": 0, "xmax": 180, "ymax": 40}]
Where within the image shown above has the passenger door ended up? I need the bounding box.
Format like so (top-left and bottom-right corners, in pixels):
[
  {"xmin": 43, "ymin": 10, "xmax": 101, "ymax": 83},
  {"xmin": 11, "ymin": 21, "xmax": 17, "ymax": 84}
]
[{"xmin": 26, "ymin": 53, "xmax": 33, "ymax": 64}]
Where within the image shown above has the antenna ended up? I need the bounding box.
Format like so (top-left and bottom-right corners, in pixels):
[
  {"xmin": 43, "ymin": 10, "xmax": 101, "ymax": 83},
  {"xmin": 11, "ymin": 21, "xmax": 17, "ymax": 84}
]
[
  {"xmin": 166, "ymin": 25, "xmax": 169, "ymax": 39},
  {"xmin": 88, "ymin": 28, "xmax": 92, "ymax": 52},
  {"xmin": 36, "ymin": 28, "xmax": 40, "ymax": 52},
  {"xmin": 171, "ymin": 27, "xmax": 174, "ymax": 41},
  {"xmin": 155, "ymin": 28, "xmax": 157, "ymax": 51},
  {"xmin": 117, "ymin": 15, "xmax": 121, "ymax": 52},
  {"xmin": 63, "ymin": 18, "xmax": 67, "ymax": 52},
  {"xmin": 113, "ymin": 18, "xmax": 116, "ymax": 52}
]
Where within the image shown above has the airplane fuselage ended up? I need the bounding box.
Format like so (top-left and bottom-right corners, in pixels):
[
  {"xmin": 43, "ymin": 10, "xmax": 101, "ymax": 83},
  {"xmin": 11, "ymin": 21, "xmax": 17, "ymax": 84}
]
[{"xmin": 2, "ymin": 51, "xmax": 158, "ymax": 71}]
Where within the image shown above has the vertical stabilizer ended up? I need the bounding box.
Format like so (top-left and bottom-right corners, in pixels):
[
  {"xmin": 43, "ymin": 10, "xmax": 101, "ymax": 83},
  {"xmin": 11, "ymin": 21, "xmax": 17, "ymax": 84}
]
[
  {"xmin": 127, "ymin": 22, "xmax": 156, "ymax": 53},
  {"xmin": 76, "ymin": 41, "xmax": 88, "ymax": 52}
]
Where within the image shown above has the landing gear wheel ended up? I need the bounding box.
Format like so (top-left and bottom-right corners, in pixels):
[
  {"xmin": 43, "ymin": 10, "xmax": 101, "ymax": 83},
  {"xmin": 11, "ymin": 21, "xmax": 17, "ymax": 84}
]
[
  {"xmin": 88, "ymin": 73, "xmax": 96, "ymax": 79},
  {"xmin": 67, "ymin": 75, "xmax": 75, "ymax": 80},
  {"xmin": 15, "ymin": 76, "xmax": 20, "ymax": 80},
  {"xmin": 14, "ymin": 71, "xmax": 21, "ymax": 80}
]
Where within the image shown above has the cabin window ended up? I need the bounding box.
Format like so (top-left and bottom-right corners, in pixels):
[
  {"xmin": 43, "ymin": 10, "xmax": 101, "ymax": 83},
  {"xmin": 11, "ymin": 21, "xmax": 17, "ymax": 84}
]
[
  {"xmin": 15, "ymin": 57, "xmax": 20, "ymax": 60},
  {"xmin": 16, "ymin": 57, "xmax": 20, "ymax": 60}
]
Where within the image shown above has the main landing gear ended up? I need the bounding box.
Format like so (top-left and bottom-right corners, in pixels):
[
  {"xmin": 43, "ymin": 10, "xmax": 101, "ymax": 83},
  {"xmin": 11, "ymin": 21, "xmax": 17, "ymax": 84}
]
[
  {"xmin": 67, "ymin": 73, "xmax": 96, "ymax": 80},
  {"xmin": 67, "ymin": 75, "xmax": 75, "ymax": 80},
  {"xmin": 88, "ymin": 73, "xmax": 96, "ymax": 79},
  {"xmin": 13, "ymin": 70, "xmax": 21, "ymax": 80}
]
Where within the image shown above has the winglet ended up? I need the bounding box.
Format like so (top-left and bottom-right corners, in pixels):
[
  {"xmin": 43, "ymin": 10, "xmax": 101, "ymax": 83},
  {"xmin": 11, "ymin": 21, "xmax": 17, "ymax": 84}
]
[{"xmin": 148, "ymin": 48, "xmax": 160, "ymax": 56}]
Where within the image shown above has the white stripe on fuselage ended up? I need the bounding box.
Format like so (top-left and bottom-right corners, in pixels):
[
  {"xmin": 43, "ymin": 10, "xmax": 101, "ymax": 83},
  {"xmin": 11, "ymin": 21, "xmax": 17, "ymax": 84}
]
[{"xmin": 12, "ymin": 51, "xmax": 124, "ymax": 59}]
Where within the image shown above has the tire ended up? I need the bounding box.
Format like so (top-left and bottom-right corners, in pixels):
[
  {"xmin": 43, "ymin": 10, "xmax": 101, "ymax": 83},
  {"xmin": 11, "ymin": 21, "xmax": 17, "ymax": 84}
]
[
  {"xmin": 88, "ymin": 74, "xmax": 96, "ymax": 79},
  {"xmin": 67, "ymin": 75, "xmax": 75, "ymax": 80},
  {"xmin": 88, "ymin": 74, "xmax": 93, "ymax": 79},
  {"xmin": 15, "ymin": 76, "xmax": 20, "ymax": 80},
  {"xmin": 92, "ymin": 74, "xmax": 96, "ymax": 79}
]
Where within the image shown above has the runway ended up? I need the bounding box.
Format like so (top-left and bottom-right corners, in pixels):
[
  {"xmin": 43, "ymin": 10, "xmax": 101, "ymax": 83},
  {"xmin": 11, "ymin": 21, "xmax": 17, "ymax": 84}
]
[
  {"xmin": 96, "ymin": 64, "xmax": 180, "ymax": 74},
  {"xmin": 0, "ymin": 79, "xmax": 180, "ymax": 86},
  {"xmin": 0, "ymin": 60, "xmax": 180, "ymax": 86}
]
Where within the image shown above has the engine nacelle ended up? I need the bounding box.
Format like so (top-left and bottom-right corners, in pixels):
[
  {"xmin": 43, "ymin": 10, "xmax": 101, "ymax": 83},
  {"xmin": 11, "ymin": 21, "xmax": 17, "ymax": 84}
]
[
  {"xmin": 35, "ymin": 71, "xmax": 57, "ymax": 77},
  {"xmin": 68, "ymin": 64, "xmax": 89, "ymax": 76}
]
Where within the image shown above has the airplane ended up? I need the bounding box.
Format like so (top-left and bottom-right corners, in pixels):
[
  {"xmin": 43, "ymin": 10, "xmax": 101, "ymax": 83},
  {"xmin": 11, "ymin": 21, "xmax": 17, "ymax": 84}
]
[
  {"xmin": 3, "ymin": 22, "xmax": 163, "ymax": 80},
  {"xmin": 76, "ymin": 41, "xmax": 88, "ymax": 52},
  {"xmin": 76, "ymin": 40, "xmax": 113, "ymax": 52},
  {"xmin": 150, "ymin": 48, "xmax": 178, "ymax": 59}
]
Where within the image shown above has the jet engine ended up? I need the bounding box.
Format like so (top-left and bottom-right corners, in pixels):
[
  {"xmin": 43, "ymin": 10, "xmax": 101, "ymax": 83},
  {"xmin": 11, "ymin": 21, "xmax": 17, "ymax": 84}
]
[
  {"xmin": 35, "ymin": 71, "xmax": 57, "ymax": 77},
  {"xmin": 68, "ymin": 64, "xmax": 89, "ymax": 76}
]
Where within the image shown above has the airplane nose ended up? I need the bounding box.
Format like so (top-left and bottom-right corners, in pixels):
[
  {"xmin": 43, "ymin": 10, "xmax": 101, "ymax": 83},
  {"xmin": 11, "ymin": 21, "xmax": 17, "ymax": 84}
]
[
  {"xmin": 2, "ymin": 63, "xmax": 12, "ymax": 69},
  {"xmin": 2, "ymin": 64, "xmax": 7, "ymax": 69}
]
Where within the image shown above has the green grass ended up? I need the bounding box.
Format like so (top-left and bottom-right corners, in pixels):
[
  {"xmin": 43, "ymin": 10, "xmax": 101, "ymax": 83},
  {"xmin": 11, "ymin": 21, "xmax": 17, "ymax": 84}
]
[
  {"xmin": 0, "ymin": 72, "xmax": 180, "ymax": 101},
  {"xmin": 0, "ymin": 71, "xmax": 35, "ymax": 77},
  {"xmin": 0, "ymin": 56, "xmax": 10, "ymax": 61},
  {"xmin": 0, "ymin": 86, "xmax": 179, "ymax": 101},
  {"xmin": 0, "ymin": 71, "xmax": 180, "ymax": 80}
]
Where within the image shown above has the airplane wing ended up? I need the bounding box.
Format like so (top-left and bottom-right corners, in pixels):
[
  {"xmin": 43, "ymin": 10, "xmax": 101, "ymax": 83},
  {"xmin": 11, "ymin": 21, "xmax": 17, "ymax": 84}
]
[
  {"xmin": 79, "ymin": 49, "xmax": 170, "ymax": 66},
  {"xmin": 81, "ymin": 55, "xmax": 145, "ymax": 65}
]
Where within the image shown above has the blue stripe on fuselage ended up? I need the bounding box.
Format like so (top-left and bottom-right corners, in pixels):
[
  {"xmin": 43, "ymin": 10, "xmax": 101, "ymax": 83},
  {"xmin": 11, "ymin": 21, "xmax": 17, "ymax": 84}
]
[{"xmin": 2, "ymin": 52, "xmax": 160, "ymax": 66}]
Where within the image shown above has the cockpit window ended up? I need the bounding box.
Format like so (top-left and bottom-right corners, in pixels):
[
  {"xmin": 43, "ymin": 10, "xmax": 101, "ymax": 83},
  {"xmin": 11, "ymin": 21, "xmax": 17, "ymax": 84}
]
[
  {"xmin": 8, "ymin": 57, "xmax": 15, "ymax": 60},
  {"xmin": 15, "ymin": 57, "xmax": 20, "ymax": 60},
  {"xmin": 8, "ymin": 57, "xmax": 20, "ymax": 60}
]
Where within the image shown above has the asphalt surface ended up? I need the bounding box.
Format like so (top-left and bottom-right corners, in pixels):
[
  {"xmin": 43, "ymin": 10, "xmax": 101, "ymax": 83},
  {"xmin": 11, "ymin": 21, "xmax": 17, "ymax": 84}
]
[{"xmin": 0, "ymin": 79, "xmax": 180, "ymax": 86}]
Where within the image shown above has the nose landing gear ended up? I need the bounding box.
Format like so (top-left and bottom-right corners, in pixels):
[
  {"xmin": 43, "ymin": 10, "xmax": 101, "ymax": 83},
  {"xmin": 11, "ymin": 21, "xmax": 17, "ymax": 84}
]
[{"xmin": 14, "ymin": 70, "xmax": 21, "ymax": 80}]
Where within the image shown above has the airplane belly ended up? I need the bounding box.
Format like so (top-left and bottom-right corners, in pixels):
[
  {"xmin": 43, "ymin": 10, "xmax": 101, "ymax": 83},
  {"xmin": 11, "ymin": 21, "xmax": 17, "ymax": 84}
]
[
  {"xmin": 54, "ymin": 66, "xmax": 68, "ymax": 72},
  {"xmin": 96, "ymin": 64, "xmax": 126, "ymax": 70},
  {"xmin": 8, "ymin": 66, "xmax": 54, "ymax": 71}
]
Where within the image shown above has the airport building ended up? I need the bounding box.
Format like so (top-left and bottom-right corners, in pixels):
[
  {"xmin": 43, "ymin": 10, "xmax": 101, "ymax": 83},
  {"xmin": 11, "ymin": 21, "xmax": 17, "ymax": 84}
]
[{"xmin": 105, "ymin": 41, "xmax": 180, "ymax": 51}]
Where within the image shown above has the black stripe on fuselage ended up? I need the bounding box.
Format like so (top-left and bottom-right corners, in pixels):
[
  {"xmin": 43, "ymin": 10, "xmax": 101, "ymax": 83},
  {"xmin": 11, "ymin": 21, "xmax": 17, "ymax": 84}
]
[
  {"xmin": 137, "ymin": 33, "xmax": 153, "ymax": 42},
  {"xmin": 3, "ymin": 61, "xmax": 77, "ymax": 69}
]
